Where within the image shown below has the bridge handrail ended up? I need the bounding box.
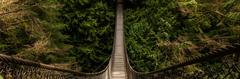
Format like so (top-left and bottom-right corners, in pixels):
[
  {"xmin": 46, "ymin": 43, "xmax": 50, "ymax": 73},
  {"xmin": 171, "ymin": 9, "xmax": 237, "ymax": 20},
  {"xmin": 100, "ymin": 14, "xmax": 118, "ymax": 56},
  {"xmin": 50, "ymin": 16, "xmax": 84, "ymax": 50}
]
[
  {"xmin": 0, "ymin": 53, "xmax": 111, "ymax": 76},
  {"xmin": 144, "ymin": 43, "xmax": 240, "ymax": 75},
  {"xmin": 125, "ymin": 43, "xmax": 240, "ymax": 77}
]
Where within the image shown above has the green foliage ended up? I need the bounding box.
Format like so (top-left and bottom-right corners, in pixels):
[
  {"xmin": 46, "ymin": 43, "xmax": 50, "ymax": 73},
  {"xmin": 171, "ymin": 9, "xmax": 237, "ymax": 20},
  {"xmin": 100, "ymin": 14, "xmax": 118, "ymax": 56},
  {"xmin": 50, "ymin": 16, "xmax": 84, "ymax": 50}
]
[
  {"xmin": 0, "ymin": 74, "xmax": 3, "ymax": 79},
  {"xmin": 125, "ymin": 0, "xmax": 240, "ymax": 72},
  {"xmin": 59, "ymin": 0, "xmax": 115, "ymax": 72},
  {"xmin": 125, "ymin": 0, "xmax": 179, "ymax": 72},
  {"xmin": 0, "ymin": 24, "xmax": 37, "ymax": 54},
  {"xmin": 0, "ymin": 0, "xmax": 70, "ymax": 61},
  {"xmin": 0, "ymin": 0, "xmax": 115, "ymax": 72},
  {"xmin": 0, "ymin": 0, "xmax": 114, "ymax": 73}
]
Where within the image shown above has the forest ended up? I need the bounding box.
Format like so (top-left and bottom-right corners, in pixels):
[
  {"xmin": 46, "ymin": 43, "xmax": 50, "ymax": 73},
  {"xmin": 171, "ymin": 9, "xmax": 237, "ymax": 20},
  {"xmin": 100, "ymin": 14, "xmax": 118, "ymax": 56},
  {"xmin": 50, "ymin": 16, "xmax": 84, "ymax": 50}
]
[
  {"xmin": 125, "ymin": 0, "xmax": 240, "ymax": 72},
  {"xmin": 0, "ymin": 0, "xmax": 115, "ymax": 72},
  {"xmin": 0, "ymin": 0, "xmax": 240, "ymax": 74}
]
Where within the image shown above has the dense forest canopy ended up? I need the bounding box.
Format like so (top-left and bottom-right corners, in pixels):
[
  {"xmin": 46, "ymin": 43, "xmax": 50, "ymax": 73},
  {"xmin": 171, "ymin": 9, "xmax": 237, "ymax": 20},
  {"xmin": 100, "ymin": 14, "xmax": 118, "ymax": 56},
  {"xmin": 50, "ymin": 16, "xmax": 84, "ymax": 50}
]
[
  {"xmin": 0, "ymin": 0, "xmax": 240, "ymax": 73},
  {"xmin": 125, "ymin": 0, "xmax": 240, "ymax": 72},
  {"xmin": 0, "ymin": 0, "xmax": 115, "ymax": 72}
]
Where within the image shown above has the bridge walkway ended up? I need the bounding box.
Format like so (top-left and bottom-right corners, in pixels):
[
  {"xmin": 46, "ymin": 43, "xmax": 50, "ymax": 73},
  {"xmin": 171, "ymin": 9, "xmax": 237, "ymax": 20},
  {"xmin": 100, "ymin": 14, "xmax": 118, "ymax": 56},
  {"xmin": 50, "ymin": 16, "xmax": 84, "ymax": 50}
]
[{"xmin": 111, "ymin": 0, "xmax": 127, "ymax": 79}]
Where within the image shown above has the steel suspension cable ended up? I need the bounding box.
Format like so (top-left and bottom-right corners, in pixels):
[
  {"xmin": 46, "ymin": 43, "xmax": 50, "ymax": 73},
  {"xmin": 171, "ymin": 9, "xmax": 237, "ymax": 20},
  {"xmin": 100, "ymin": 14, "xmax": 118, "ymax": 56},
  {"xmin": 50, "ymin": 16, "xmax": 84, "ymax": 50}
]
[{"xmin": 0, "ymin": 53, "xmax": 111, "ymax": 79}]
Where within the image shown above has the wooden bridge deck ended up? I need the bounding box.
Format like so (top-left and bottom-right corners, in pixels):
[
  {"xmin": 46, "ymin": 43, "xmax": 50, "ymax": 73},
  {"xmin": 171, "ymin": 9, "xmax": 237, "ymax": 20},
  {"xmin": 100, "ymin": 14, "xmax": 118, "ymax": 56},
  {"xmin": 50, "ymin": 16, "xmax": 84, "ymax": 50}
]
[{"xmin": 111, "ymin": 0, "xmax": 127, "ymax": 79}]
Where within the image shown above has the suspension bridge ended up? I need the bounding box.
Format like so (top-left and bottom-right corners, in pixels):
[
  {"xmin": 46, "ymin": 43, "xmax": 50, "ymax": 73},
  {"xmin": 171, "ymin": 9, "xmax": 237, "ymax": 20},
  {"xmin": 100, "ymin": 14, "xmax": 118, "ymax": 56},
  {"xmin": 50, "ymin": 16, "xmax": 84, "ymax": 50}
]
[{"xmin": 0, "ymin": 0, "xmax": 240, "ymax": 79}]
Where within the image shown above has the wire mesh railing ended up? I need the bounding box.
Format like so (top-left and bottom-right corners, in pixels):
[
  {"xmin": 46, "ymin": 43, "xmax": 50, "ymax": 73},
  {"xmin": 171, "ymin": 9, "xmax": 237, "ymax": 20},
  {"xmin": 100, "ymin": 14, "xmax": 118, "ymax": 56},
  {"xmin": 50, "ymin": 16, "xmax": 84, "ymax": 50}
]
[
  {"xmin": 2, "ymin": 0, "xmax": 240, "ymax": 79},
  {"xmin": 0, "ymin": 54, "xmax": 111, "ymax": 79},
  {"xmin": 126, "ymin": 43, "xmax": 240, "ymax": 79}
]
